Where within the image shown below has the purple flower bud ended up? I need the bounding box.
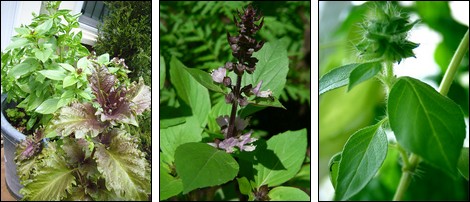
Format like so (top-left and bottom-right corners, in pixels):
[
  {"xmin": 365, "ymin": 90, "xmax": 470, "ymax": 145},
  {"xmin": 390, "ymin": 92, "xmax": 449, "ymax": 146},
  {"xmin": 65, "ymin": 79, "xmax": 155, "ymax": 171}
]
[
  {"xmin": 224, "ymin": 62, "xmax": 234, "ymax": 71},
  {"xmin": 252, "ymin": 80, "xmax": 263, "ymax": 95},
  {"xmin": 241, "ymin": 84, "xmax": 253, "ymax": 96},
  {"xmin": 235, "ymin": 63, "xmax": 245, "ymax": 75},
  {"xmin": 239, "ymin": 96, "xmax": 248, "ymax": 107},
  {"xmin": 225, "ymin": 92, "xmax": 234, "ymax": 104},
  {"xmin": 223, "ymin": 77, "xmax": 232, "ymax": 87},
  {"xmin": 211, "ymin": 67, "xmax": 226, "ymax": 83}
]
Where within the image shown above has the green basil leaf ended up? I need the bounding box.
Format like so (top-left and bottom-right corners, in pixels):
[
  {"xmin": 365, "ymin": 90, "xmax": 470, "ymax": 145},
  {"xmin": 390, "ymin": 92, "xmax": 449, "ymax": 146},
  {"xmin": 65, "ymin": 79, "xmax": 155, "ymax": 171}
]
[
  {"xmin": 183, "ymin": 64, "xmax": 225, "ymax": 94},
  {"xmin": 59, "ymin": 63, "xmax": 75, "ymax": 72},
  {"xmin": 457, "ymin": 148, "xmax": 469, "ymax": 180},
  {"xmin": 35, "ymin": 19, "xmax": 53, "ymax": 35},
  {"xmin": 38, "ymin": 70, "xmax": 66, "ymax": 80},
  {"xmin": 319, "ymin": 63, "xmax": 359, "ymax": 95},
  {"xmin": 170, "ymin": 56, "xmax": 210, "ymax": 126},
  {"xmin": 348, "ymin": 62, "xmax": 382, "ymax": 91},
  {"xmin": 15, "ymin": 27, "xmax": 30, "ymax": 35},
  {"xmin": 9, "ymin": 59, "xmax": 38, "ymax": 78},
  {"xmin": 35, "ymin": 48, "xmax": 54, "ymax": 63},
  {"xmin": 4, "ymin": 38, "xmax": 31, "ymax": 51},
  {"xmin": 160, "ymin": 162, "xmax": 183, "ymax": 200},
  {"xmin": 160, "ymin": 116, "xmax": 202, "ymax": 163},
  {"xmin": 335, "ymin": 120, "xmax": 387, "ymax": 201},
  {"xmin": 328, "ymin": 152, "xmax": 342, "ymax": 189},
  {"xmin": 268, "ymin": 186, "xmax": 310, "ymax": 201},
  {"xmin": 35, "ymin": 98, "xmax": 60, "ymax": 114},
  {"xmin": 63, "ymin": 75, "xmax": 78, "ymax": 88},
  {"xmin": 160, "ymin": 55, "xmax": 166, "ymax": 90},
  {"xmin": 388, "ymin": 77, "xmax": 466, "ymax": 178},
  {"xmin": 175, "ymin": 142, "xmax": 239, "ymax": 194},
  {"xmin": 97, "ymin": 53, "xmax": 109, "ymax": 65}
]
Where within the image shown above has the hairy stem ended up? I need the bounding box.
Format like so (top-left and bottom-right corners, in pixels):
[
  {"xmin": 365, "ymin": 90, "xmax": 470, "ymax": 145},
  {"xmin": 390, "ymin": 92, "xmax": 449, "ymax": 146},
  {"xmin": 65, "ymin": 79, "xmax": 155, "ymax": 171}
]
[
  {"xmin": 393, "ymin": 29, "xmax": 469, "ymax": 201},
  {"xmin": 227, "ymin": 74, "xmax": 242, "ymax": 138}
]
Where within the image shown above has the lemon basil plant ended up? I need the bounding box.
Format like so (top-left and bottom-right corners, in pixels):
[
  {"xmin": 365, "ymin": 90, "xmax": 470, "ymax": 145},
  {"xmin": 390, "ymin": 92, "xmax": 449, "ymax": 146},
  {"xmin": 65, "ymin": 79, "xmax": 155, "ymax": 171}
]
[{"xmin": 320, "ymin": 2, "xmax": 469, "ymax": 200}]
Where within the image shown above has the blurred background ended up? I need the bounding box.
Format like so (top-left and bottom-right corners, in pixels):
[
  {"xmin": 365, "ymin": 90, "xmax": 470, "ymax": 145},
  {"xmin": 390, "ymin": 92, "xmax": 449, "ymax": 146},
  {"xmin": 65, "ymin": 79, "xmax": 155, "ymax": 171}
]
[{"xmin": 319, "ymin": 1, "xmax": 469, "ymax": 200}]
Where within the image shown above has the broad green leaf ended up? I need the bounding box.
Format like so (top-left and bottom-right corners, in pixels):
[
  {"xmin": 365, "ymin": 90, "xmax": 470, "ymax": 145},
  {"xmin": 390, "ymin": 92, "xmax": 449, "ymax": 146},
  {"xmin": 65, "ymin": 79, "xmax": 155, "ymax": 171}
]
[
  {"xmin": 21, "ymin": 145, "xmax": 76, "ymax": 201},
  {"xmin": 35, "ymin": 48, "xmax": 53, "ymax": 63},
  {"xmin": 335, "ymin": 120, "xmax": 387, "ymax": 201},
  {"xmin": 207, "ymin": 97, "xmax": 232, "ymax": 133},
  {"xmin": 63, "ymin": 75, "xmax": 78, "ymax": 87},
  {"xmin": 388, "ymin": 77, "xmax": 466, "ymax": 178},
  {"xmin": 457, "ymin": 148, "xmax": 469, "ymax": 180},
  {"xmin": 8, "ymin": 58, "xmax": 39, "ymax": 78},
  {"xmin": 184, "ymin": 65, "xmax": 225, "ymax": 93},
  {"xmin": 348, "ymin": 62, "xmax": 382, "ymax": 91},
  {"xmin": 328, "ymin": 152, "xmax": 342, "ymax": 189},
  {"xmin": 160, "ymin": 162, "xmax": 183, "ymax": 200},
  {"xmin": 160, "ymin": 55, "xmax": 166, "ymax": 90},
  {"xmin": 4, "ymin": 38, "xmax": 31, "ymax": 51},
  {"xmin": 268, "ymin": 186, "xmax": 310, "ymax": 201},
  {"xmin": 49, "ymin": 103, "xmax": 106, "ymax": 138},
  {"xmin": 248, "ymin": 96, "xmax": 286, "ymax": 109},
  {"xmin": 174, "ymin": 142, "xmax": 239, "ymax": 194},
  {"xmin": 254, "ymin": 129, "xmax": 307, "ymax": 187},
  {"xmin": 160, "ymin": 117, "xmax": 187, "ymax": 129},
  {"xmin": 35, "ymin": 98, "xmax": 60, "ymax": 114},
  {"xmin": 38, "ymin": 70, "xmax": 66, "ymax": 80},
  {"xmin": 95, "ymin": 130, "xmax": 151, "ymax": 200},
  {"xmin": 170, "ymin": 56, "xmax": 210, "ymax": 126},
  {"xmin": 242, "ymin": 40, "xmax": 289, "ymax": 98},
  {"xmin": 319, "ymin": 63, "xmax": 359, "ymax": 95},
  {"xmin": 59, "ymin": 63, "xmax": 75, "ymax": 72},
  {"xmin": 237, "ymin": 177, "xmax": 253, "ymax": 197},
  {"xmin": 160, "ymin": 116, "xmax": 202, "ymax": 163},
  {"xmin": 15, "ymin": 27, "xmax": 30, "ymax": 35},
  {"xmin": 97, "ymin": 53, "xmax": 109, "ymax": 65},
  {"xmin": 35, "ymin": 19, "xmax": 53, "ymax": 35}
]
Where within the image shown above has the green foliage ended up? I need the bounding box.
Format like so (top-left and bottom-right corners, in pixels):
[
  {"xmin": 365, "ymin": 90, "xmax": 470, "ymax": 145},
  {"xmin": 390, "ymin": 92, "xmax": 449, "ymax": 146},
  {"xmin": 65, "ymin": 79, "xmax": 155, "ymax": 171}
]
[
  {"xmin": 94, "ymin": 1, "xmax": 151, "ymax": 85},
  {"xmin": 1, "ymin": 1, "xmax": 91, "ymax": 132},
  {"xmin": 267, "ymin": 186, "xmax": 310, "ymax": 201}
]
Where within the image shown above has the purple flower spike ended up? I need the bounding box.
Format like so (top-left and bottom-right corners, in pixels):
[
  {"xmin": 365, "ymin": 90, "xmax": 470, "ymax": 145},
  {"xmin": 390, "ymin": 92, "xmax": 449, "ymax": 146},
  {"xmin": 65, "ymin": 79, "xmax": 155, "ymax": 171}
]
[
  {"xmin": 237, "ymin": 130, "xmax": 257, "ymax": 151},
  {"xmin": 211, "ymin": 67, "xmax": 226, "ymax": 83},
  {"xmin": 211, "ymin": 130, "xmax": 257, "ymax": 153}
]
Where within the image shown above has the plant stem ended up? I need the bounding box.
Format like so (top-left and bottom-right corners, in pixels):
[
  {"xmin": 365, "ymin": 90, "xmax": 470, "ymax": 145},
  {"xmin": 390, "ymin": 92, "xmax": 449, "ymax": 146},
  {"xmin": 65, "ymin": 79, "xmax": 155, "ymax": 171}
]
[
  {"xmin": 227, "ymin": 74, "xmax": 242, "ymax": 138},
  {"xmin": 438, "ymin": 29, "xmax": 469, "ymax": 96},
  {"xmin": 393, "ymin": 29, "xmax": 469, "ymax": 201}
]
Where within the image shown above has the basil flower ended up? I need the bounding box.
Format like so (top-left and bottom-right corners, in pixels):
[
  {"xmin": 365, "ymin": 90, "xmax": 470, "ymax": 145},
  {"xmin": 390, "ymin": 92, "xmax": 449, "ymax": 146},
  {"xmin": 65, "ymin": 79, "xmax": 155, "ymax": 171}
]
[
  {"xmin": 208, "ymin": 130, "xmax": 257, "ymax": 153},
  {"xmin": 211, "ymin": 67, "xmax": 226, "ymax": 83},
  {"xmin": 252, "ymin": 80, "xmax": 273, "ymax": 98}
]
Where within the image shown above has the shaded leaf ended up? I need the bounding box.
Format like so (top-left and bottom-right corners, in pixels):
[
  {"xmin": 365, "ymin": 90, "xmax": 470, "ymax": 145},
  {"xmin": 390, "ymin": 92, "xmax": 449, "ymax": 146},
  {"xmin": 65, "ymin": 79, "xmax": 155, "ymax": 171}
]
[
  {"xmin": 348, "ymin": 62, "xmax": 382, "ymax": 91},
  {"xmin": 175, "ymin": 142, "xmax": 239, "ymax": 194},
  {"xmin": 319, "ymin": 63, "xmax": 359, "ymax": 95},
  {"xmin": 160, "ymin": 161, "xmax": 183, "ymax": 200},
  {"xmin": 328, "ymin": 152, "xmax": 342, "ymax": 189},
  {"xmin": 457, "ymin": 147, "xmax": 469, "ymax": 180}
]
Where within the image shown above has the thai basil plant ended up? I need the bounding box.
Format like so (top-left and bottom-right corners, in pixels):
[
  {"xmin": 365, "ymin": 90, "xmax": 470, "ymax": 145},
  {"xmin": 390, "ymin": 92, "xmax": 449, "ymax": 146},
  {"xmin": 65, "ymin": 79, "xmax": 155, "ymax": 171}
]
[
  {"xmin": 14, "ymin": 53, "xmax": 152, "ymax": 200},
  {"xmin": 320, "ymin": 2, "xmax": 469, "ymax": 200},
  {"xmin": 160, "ymin": 4, "xmax": 309, "ymax": 201},
  {"xmin": 1, "ymin": 1, "xmax": 92, "ymax": 135}
]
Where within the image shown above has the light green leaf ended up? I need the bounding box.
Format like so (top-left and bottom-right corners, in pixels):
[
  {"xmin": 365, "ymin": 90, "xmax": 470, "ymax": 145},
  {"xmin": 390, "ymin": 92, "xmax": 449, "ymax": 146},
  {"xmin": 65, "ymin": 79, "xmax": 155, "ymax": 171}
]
[
  {"xmin": 95, "ymin": 130, "xmax": 151, "ymax": 200},
  {"xmin": 35, "ymin": 98, "xmax": 60, "ymax": 114},
  {"xmin": 35, "ymin": 19, "xmax": 53, "ymax": 35},
  {"xmin": 175, "ymin": 142, "xmax": 239, "ymax": 194},
  {"xmin": 4, "ymin": 38, "xmax": 31, "ymax": 51},
  {"xmin": 170, "ymin": 56, "xmax": 210, "ymax": 127},
  {"xmin": 160, "ymin": 117, "xmax": 187, "ymax": 129},
  {"xmin": 388, "ymin": 77, "xmax": 466, "ymax": 178},
  {"xmin": 348, "ymin": 62, "xmax": 382, "ymax": 91},
  {"xmin": 77, "ymin": 57, "xmax": 90, "ymax": 73},
  {"xmin": 268, "ymin": 186, "xmax": 310, "ymax": 201},
  {"xmin": 38, "ymin": 70, "xmax": 66, "ymax": 80},
  {"xmin": 319, "ymin": 63, "xmax": 359, "ymax": 95},
  {"xmin": 160, "ymin": 55, "xmax": 166, "ymax": 90},
  {"xmin": 237, "ymin": 177, "xmax": 253, "ymax": 197},
  {"xmin": 8, "ymin": 58, "xmax": 39, "ymax": 79},
  {"xmin": 184, "ymin": 65, "xmax": 225, "ymax": 94},
  {"xmin": 97, "ymin": 53, "xmax": 109, "ymax": 65},
  {"xmin": 457, "ymin": 148, "xmax": 469, "ymax": 180},
  {"xmin": 15, "ymin": 27, "xmax": 30, "ymax": 35},
  {"xmin": 242, "ymin": 40, "xmax": 289, "ymax": 98},
  {"xmin": 160, "ymin": 162, "xmax": 183, "ymax": 200},
  {"xmin": 21, "ymin": 144, "xmax": 76, "ymax": 201},
  {"xmin": 160, "ymin": 116, "xmax": 202, "ymax": 163},
  {"xmin": 254, "ymin": 129, "xmax": 307, "ymax": 187},
  {"xmin": 328, "ymin": 152, "xmax": 342, "ymax": 189},
  {"xmin": 35, "ymin": 48, "xmax": 53, "ymax": 63},
  {"xmin": 59, "ymin": 63, "xmax": 75, "ymax": 72},
  {"xmin": 63, "ymin": 75, "xmax": 78, "ymax": 87},
  {"xmin": 334, "ymin": 120, "xmax": 387, "ymax": 200}
]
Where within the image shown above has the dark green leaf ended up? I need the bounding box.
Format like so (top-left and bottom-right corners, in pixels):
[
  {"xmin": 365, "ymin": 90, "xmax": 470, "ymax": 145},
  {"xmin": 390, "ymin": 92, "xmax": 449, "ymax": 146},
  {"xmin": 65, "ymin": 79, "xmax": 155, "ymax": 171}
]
[
  {"xmin": 160, "ymin": 116, "xmax": 202, "ymax": 163},
  {"xmin": 457, "ymin": 148, "xmax": 469, "ymax": 180},
  {"xmin": 348, "ymin": 62, "xmax": 382, "ymax": 91},
  {"xmin": 237, "ymin": 177, "xmax": 253, "ymax": 197},
  {"xmin": 388, "ymin": 77, "xmax": 466, "ymax": 178},
  {"xmin": 254, "ymin": 129, "xmax": 307, "ymax": 187},
  {"xmin": 328, "ymin": 152, "xmax": 342, "ymax": 189},
  {"xmin": 175, "ymin": 142, "xmax": 239, "ymax": 194},
  {"xmin": 248, "ymin": 96, "xmax": 286, "ymax": 109},
  {"xmin": 268, "ymin": 186, "xmax": 310, "ymax": 201},
  {"xmin": 335, "ymin": 120, "xmax": 387, "ymax": 201},
  {"xmin": 184, "ymin": 65, "xmax": 225, "ymax": 94},
  {"xmin": 319, "ymin": 63, "xmax": 359, "ymax": 95},
  {"xmin": 160, "ymin": 55, "xmax": 166, "ymax": 90}
]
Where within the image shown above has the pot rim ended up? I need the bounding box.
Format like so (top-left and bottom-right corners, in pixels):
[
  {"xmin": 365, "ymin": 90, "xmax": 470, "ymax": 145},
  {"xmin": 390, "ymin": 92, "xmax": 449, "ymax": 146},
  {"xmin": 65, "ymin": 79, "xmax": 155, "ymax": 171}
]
[{"xmin": 1, "ymin": 94, "xmax": 26, "ymax": 142}]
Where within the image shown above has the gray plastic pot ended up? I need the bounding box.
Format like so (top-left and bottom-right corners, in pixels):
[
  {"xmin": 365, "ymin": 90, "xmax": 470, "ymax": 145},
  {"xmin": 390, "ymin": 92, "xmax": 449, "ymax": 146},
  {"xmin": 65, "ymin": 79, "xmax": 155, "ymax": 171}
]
[{"xmin": 1, "ymin": 94, "xmax": 25, "ymax": 200}]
